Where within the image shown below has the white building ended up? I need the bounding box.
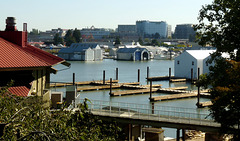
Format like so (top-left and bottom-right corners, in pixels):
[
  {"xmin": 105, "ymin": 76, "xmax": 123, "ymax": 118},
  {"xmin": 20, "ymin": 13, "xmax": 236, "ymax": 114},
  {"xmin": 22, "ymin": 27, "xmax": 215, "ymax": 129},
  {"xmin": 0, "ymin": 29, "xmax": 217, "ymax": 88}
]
[
  {"xmin": 58, "ymin": 43, "xmax": 103, "ymax": 61},
  {"xmin": 174, "ymin": 50, "xmax": 215, "ymax": 79},
  {"xmin": 116, "ymin": 48, "xmax": 150, "ymax": 61}
]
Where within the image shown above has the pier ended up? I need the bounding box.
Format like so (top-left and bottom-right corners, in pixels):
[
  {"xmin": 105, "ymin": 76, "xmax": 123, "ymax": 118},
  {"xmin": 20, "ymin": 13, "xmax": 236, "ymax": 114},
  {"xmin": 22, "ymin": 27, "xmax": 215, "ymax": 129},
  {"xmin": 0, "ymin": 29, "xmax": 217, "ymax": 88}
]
[
  {"xmin": 50, "ymin": 80, "xmax": 119, "ymax": 87},
  {"xmin": 198, "ymin": 101, "xmax": 213, "ymax": 108},
  {"xmin": 110, "ymin": 88, "xmax": 159, "ymax": 96}
]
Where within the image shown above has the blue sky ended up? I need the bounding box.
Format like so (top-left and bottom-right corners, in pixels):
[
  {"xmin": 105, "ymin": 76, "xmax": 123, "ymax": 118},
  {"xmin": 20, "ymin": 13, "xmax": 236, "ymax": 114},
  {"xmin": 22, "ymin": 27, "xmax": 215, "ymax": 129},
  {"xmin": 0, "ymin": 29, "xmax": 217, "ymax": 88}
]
[{"xmin": 0, "ymin": 0, "xmax": 213, "ymax": 32}]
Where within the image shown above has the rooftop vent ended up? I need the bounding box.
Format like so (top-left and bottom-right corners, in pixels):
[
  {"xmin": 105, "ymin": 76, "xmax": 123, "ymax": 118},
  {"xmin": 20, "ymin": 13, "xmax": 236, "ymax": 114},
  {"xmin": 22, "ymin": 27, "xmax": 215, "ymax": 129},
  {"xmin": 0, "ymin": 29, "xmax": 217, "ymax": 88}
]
[{"xmin": 5, "ymin": 17, "xmax": 17, "ymax": 31}]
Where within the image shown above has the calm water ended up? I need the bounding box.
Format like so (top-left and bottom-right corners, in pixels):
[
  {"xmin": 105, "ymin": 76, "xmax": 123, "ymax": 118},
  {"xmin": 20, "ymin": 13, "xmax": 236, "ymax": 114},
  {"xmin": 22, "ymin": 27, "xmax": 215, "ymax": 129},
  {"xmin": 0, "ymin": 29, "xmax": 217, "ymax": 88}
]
[{"xmin": 51, "ymin": 59, "xmax": 210, "ymax": 138}]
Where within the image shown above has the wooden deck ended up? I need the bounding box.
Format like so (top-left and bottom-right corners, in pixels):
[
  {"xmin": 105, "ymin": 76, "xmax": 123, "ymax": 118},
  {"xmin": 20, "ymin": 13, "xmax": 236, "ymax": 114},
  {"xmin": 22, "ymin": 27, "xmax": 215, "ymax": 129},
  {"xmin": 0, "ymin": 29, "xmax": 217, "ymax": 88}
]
[
  {"xmin": 110, "ymin": 88, "xmax": 158, "ymax": 96},
  {"xmin": 50, "ymin": 80, "xmax": 119, "ymax": 87},
  {"xmin": 198, "ymin": 101, "xmax": 212, "ymax": 108},
  {"xmin": 150, "ymin": 93, "xmax": 198, "ymax": 101},
  {"xmin": 170, "ymin": 79, "xmax": 187, "ymax": 82},
  {"xmin": 77, "ymin": 85, "xmax": 121, "ymax": 91}
]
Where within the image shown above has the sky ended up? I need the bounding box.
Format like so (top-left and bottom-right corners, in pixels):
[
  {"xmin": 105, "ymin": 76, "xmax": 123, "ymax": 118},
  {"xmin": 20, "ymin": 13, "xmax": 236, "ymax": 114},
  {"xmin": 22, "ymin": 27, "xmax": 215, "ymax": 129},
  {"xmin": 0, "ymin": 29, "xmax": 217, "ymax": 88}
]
[{"xmin": 0, "ymin": 0, "xmax": 213, "ymax": 32}]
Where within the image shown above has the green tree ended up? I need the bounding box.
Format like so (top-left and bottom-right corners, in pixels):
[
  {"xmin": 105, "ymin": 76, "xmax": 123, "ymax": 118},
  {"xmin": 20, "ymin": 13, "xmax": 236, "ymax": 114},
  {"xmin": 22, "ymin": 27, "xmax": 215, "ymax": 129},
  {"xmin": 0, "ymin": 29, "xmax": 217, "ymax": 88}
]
[
  {"xmin": 73, "ymin": 28, "xmax": 82, "ymax": 43},
  {"xmin": 195, "ymin": 0, "xmax": 240, "ymax": 139},
  {"xmin": 114, "ymin": 36, "xmax": 121, "ymax": 46},
  {"xmin": 151, "ymin": 39, "xmax": 160, "ymax": 46},
  {"xmin": 138, "ymin": 37, "xmax": 143, "ymax": 45},
  {"xmin": 65, "ymin": 30, "xmax": 76, "ymax": 46},
  {"xmin": 53, "ymin": 33, "xmax": 64, "ymax": 45},
  {"xmin": 0, "ymin": 84, "xmax": 122, "ymax": 140}
]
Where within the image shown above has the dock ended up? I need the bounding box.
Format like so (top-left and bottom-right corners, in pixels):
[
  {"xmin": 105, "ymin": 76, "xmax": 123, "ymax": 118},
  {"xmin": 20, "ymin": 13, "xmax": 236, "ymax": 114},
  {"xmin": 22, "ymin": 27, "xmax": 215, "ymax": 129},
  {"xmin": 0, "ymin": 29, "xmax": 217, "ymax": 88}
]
[
  {"xmin": 170, "ymin": 79, "xmax": 187, "ymax": 82},
  {"xmin": 110, "ymin": 88, "xmax": 158, "ymax": 96},
  {"xmin": 77, "ymin": 85, "xmax": 121, "ymax": 91},
  {"xmin": 50, "ymin": 80, "xmax": 119, "ymax": 87},
  {"xmin": 158, "ymin": 87, "xmax": 189, "ymax": 94},
  {"xmin": 150, "ymin": 93, "xmax": 198, "ymax": 101},
  {"xmin": 198, "ymin": 101, "xmax": 212, "ymax": 108}
]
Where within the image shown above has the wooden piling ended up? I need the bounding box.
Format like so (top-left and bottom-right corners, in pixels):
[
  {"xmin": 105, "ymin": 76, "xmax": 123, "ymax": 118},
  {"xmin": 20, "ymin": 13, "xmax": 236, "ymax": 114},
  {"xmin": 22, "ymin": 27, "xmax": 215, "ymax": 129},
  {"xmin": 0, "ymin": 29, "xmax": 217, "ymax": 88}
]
[
  {"xmin": 169, "ymin": 68, "xmax": 171, "ymax": 80},
  {"xmin": 73, "ymin": 73, "xmax": 75, "ymax": 86},
  {"xmin": 138, "ymin": 69, "xmax": 140, "ymax": 82},
  {"xmin": 152, "ymin": 102, "xmax": 154, "ymax": 114},
  {"xmin": 103, "ymin": 70, "xmax": 105, "ymax": 84},
  {"xmin": 116, "ymin": 68, "xmax": 118, "ymax": 80},
  {"xmin": 197, "ymin": 68, "xmax": 200, "ymax": 107},
  {"xmin": 109, "ymin": 78, "xmax": 112, "ymax": 95},
  {"xmin": 150, "ymin": 79, "xmax": 152, "ymax": 99},
  {"xmin": 147, "ymin": 66, "xmax": 149, "ymax": 79}
]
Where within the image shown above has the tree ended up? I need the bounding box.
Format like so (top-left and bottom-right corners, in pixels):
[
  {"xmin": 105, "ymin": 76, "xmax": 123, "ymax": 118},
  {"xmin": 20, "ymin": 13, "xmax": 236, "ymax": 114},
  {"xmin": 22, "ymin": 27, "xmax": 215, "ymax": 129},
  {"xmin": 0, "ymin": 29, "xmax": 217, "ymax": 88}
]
[
  {"xmin": 65, "ymin": 30, "xmax": 76, "ymax": 46},
  {"xmin": 151, "ymin": 39, "xmax": 160, "ymax": 46},
  {"xmin": 114, "ymin": 36, "xmax": 121, "ymax": 46},
  {"xmin": 153, "ymin": 32, "xmax": 160, "ymax": 39},
  {"xmin": 138, "ymin": 37, "xmax": 143, "ymax": 45},
  {"xmin": 195, "ymin": 0, "xmax": 240, "ymax": 139},
  {"xmin": 73, "ymin": 28, "xmax": 82, "ymax": 43},
  {"xmin": 0, "ymin": 84, "xmax": 122, "ymax": 140},
  {"xmin": 53, "ymin": 33, "xmax": 64, "ymax": 45}
]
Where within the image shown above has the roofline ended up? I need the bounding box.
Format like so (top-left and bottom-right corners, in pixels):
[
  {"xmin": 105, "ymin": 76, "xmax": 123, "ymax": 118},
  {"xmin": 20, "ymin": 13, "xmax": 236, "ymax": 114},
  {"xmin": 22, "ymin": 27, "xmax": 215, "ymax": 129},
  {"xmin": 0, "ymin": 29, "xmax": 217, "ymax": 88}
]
[{"xmin": 0, "ymin": 66, "xmax": 50, "ymax": 72}]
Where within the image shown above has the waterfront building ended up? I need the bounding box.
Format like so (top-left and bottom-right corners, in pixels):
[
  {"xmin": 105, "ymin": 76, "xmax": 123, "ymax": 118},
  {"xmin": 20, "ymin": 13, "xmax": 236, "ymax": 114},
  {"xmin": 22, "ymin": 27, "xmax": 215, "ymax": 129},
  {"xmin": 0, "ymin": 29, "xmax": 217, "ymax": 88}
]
[
  {"xmin": 80, "ymin": 26, "xmax": 112, "ymax": 41},
  {"xmin": 116, "ymin": 48, "xmax": 150, "ymax": 61},
  {"xmin": 136, "ymin": 20, "xmax": 168, "ymax": 38},
  {"xmin": 0, "ymin": 17, "xmax": 69, "ymax": 99},
  {"xmin": 117, "ymin": 25, "xmax": 138, "ymax": 41},
  {"xmin": 58, "ymin": 43, "xmax": 103, "ymax": 61},
  {"xmin": 174, "ymin": 50, "xmax": 215, "ymax": 79},
  {"xmin": 174, "ymin": 24, "xmax": 196, "ymax": 40}
]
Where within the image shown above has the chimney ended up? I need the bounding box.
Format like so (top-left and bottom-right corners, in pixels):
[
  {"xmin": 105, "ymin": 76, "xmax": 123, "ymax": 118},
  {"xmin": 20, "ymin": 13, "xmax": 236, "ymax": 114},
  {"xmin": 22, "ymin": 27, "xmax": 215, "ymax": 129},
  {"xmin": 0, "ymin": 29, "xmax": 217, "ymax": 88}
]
[
  {"xmin": 5, "ymin": 17, "xmax": 17, "ymax": 31},
  {"xmin": 0, "ymin": 17, "xmax": 27, "ymax": 47}
]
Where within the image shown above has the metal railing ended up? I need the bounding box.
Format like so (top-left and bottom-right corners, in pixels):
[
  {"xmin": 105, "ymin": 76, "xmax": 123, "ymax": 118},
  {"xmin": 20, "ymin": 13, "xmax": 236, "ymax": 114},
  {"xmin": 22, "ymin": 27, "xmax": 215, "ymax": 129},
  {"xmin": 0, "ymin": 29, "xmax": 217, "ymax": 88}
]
[{"xmin": 72, "ymin": 99, "xmax": 219, "ymax": 127}]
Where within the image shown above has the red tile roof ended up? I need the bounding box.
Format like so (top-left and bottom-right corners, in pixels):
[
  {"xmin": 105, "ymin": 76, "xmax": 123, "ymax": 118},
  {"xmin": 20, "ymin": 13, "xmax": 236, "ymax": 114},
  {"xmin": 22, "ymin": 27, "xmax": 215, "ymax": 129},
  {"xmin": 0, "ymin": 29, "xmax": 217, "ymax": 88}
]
[
  {"xmin": 0, "ymin": 37, "xmax": 65, "ymax": 69},
  {"xmin": 8, "ymin": 86, "xmax": 30, "ymax": 97}
]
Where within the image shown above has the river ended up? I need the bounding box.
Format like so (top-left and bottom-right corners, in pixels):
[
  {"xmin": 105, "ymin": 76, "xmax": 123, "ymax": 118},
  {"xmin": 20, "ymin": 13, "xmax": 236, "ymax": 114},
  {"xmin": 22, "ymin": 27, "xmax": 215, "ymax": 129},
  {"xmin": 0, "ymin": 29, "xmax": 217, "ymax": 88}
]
[{"xmin": 50, "ymin": 59, "xmax": 210, "ymax": 138}]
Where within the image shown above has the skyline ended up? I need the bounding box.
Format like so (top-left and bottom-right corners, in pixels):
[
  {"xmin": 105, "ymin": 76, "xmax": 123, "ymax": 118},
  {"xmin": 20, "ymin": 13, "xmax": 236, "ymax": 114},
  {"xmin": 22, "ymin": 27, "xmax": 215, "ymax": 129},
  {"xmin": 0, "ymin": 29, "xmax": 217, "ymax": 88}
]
[{"xmin": 0, "ymin": 0, "xmax": 213, "ymax": 32}]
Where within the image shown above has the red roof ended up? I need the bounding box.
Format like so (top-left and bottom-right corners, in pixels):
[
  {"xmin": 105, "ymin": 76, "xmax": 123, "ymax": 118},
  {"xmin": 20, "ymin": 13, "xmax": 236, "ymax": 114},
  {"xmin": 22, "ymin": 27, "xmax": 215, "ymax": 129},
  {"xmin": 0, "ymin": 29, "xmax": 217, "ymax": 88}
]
[
  {"xmin": 0, "ymin": 37, "xmax": 65, "ymax": 69},
  {"xmin": 8, "ymin": 86, "xmax": 30, "ymax": 97}
]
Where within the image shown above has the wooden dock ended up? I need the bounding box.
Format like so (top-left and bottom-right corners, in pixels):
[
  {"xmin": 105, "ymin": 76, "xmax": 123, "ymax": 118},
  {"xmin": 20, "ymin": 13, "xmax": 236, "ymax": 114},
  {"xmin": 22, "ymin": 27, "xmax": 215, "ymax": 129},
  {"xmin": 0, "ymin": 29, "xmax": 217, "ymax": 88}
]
[
  {"xmin": 77, "ymin": 85, "xmax": 121, "ymax": 91},
  {"xmin": 170, "ymin": 79, "xmax": 187, "ymax": 82},
  {"xmin": 50, "ymin": 80, "xmax": 119, "ymax": 87},
  {"xmin": 198, "ymin": 101, "xmax": 212, "ymax": 108},
  {"xmin": 110, "ymin": 88, "xmax": 158, "ymax": 96},
  {"xmin": 158, "ymin": 87, "xmax": 189, "ymax": 94},
  {"xmin": 150, "ymin": 93, "xmax": 198, "ymax": 101},
  {"xmin": 121, "ymin": 84, "xmax": 162, "ymax": 89}
]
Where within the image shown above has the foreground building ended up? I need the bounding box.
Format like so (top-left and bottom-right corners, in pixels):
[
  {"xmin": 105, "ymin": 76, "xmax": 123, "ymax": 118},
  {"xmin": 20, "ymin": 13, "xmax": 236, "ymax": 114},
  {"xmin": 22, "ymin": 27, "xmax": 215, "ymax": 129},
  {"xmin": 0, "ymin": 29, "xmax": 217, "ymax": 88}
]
[
  {"xmin": 58, "ymin": 43, "xmax": 103, "ymax": 61},
  {"xmin": 0, "ymin": 17, "xmax": 69, "ymax": 98}
]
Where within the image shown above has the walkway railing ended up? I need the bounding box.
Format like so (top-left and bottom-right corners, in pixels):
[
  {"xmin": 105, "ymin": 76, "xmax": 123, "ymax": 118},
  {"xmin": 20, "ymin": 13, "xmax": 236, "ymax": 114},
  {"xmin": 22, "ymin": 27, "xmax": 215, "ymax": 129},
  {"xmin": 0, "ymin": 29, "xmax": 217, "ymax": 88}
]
[{"xmin": 72, "ymin": 99, "xmax": 219, "ymax": 127}]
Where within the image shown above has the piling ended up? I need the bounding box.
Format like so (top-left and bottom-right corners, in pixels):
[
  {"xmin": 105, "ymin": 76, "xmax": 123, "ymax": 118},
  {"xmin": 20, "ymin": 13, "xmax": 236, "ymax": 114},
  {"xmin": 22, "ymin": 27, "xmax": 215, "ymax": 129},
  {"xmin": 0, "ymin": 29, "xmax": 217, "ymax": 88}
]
[
  {"xmin": 73, "ymin": 73, "xmax": 75, "ymax": 85},
  {"xmin": 138, "ymin": 69, "xmax": 140, "ymax": 82},
  {"xmin": 149, "ymin": 80, "xmax": 152, "ymax": 99},
  {"xmin": 103, "ymin": 70, "xmax": 105, "ymax": 84},
  {"xmin": 109, "ymin": 78, "xmax": 112, "ymax": 95},
  {"xmin": 177, "ymin": 129, "xmax": 180, "ymax": 141},
  {"xmin": 147, "ymin": 66, "xmax": 149, "ymax": 79},
  {"xmin": 197, "ymin": 68, "xmax": 200, "ymax": 107},
  {"xmin": 116, "ymin": 68, "xmax": 118, "ymax": 80},
  {"xmin": 169, "ymin": 68, "xmax": 171, "ymax": 80},
  {"xmin": 151, "ymin": 103, "xmax": 154, "ymax": 114}
]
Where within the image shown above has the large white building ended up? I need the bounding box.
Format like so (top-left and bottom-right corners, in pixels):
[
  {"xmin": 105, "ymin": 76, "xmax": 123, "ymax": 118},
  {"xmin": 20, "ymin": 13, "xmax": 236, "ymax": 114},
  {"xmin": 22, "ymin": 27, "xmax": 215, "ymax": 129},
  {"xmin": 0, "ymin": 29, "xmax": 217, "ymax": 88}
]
[
  {"xmin": 174, "ymin": 50, "xmax": 215, "ymax": 79},
  {"xmin": 136, "ymin": 20, "xmax": 168, "ymax": 38}
]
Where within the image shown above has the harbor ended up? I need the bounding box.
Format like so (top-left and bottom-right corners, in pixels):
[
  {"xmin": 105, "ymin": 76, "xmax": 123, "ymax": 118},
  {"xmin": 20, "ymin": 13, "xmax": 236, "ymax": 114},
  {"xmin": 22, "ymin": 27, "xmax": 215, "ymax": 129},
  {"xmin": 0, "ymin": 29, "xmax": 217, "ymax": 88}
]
[{"xmin": 50, "ymin": 59, "xmax": 211, "ymax": 138}]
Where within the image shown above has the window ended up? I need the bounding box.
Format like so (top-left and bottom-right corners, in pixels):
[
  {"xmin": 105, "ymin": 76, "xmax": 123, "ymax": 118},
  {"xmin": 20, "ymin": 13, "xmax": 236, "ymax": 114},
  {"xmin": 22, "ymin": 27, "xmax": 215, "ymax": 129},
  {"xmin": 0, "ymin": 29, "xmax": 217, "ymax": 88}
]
[
  {"xmin": 177, "ymin": 61, "xmax": 180, "ymax": 64},
  {"xmin": 206, "ymin": 62, "xmax": 208, "ymax": 66},
  {"xmin": 192, "ymin": 61, "xmax": 194, "ymax": 65}
]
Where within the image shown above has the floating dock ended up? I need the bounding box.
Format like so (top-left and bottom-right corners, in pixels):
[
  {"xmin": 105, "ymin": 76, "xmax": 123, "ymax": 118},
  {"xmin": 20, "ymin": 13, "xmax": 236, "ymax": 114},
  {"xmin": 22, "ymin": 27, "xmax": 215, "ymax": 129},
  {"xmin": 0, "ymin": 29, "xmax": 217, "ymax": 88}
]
[
  {"xmin": 50, "ymin": 80, "xmax": 119, "ymax": 87},
  {"xmin": 110, "ymin": 88, "xmax": 159, "ymax": 96},
  {"xmin": 150, "ymin": 93, "xmax": 198, "ymax": 101},
  {"xmin": 198, "ymin": 101, "xmax": 212, "ymax": 108}
]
